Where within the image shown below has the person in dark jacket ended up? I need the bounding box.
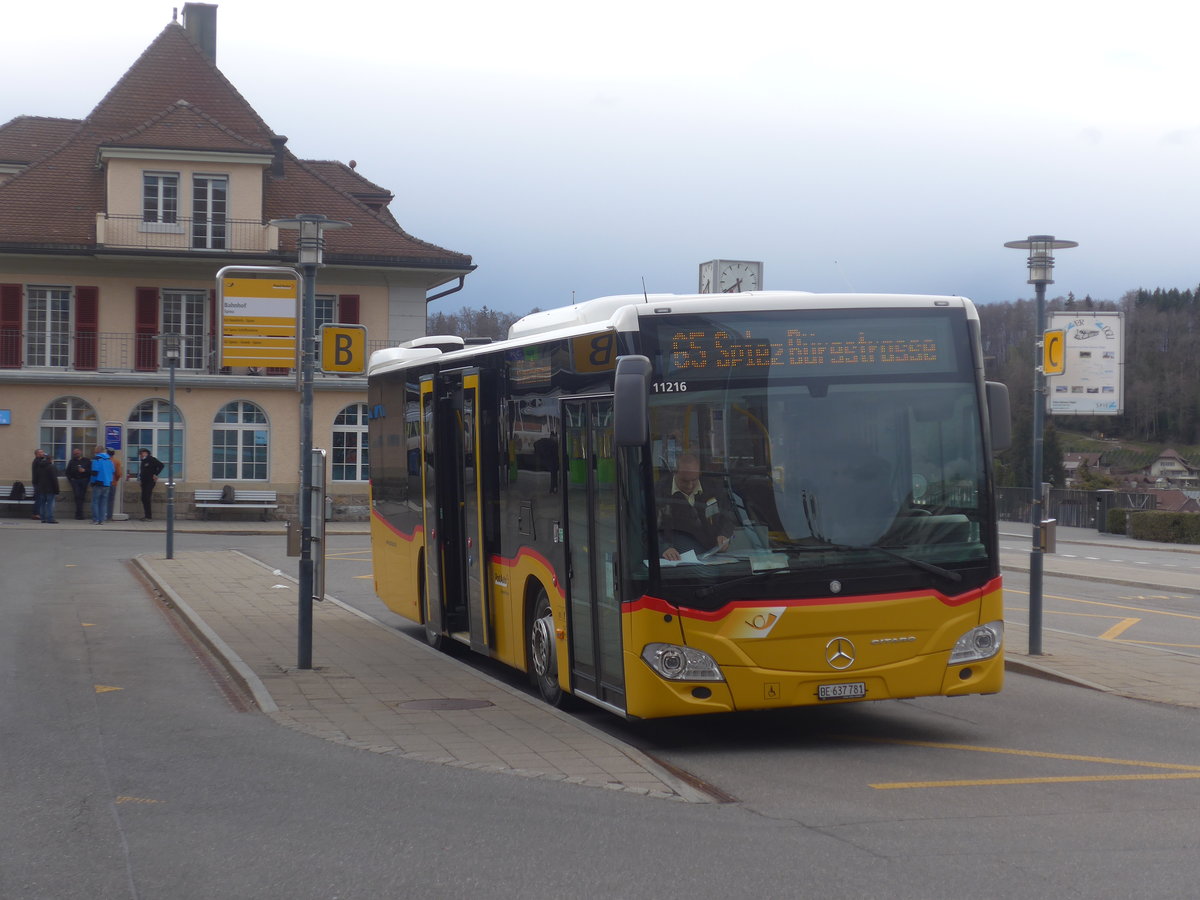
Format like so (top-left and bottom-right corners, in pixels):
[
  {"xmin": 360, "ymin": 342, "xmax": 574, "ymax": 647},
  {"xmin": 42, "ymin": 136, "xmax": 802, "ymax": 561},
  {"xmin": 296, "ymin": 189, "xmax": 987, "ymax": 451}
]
[
  {"xmin": 30, "ymin": 448, "xmax": 45, "ymax": 520},
  {"xmin": 655, "ymin": 453, "xmax": 736, "ymax": 560},
  {"xmin": 32, "ymin": 449, "xmax": 60, "ymax": 524},
  {"xmin": 137, "ymin": 448, "xmax": 165, "ymax": 521},
  {"xmin": 65, "ymin": 448, "xmax": 91, "ymax": 519}
]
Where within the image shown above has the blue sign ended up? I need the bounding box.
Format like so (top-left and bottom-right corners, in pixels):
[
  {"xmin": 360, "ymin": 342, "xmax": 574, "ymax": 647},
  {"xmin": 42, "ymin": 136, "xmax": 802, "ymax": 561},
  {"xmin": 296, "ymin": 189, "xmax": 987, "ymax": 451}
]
[
  {"xmin": 0, "ymin": 410, "xmax": 10, "ymax": 425},
  {"xmin": 105, "ymin": 424, "xmax": 123, "ymax": 450}
]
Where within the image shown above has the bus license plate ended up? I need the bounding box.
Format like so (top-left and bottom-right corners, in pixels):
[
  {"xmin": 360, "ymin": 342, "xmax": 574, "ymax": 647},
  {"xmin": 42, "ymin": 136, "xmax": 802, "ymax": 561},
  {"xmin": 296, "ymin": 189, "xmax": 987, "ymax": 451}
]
[{"xmin": 818, "ymin": 682, "xmax": 866, "ymax": 701}]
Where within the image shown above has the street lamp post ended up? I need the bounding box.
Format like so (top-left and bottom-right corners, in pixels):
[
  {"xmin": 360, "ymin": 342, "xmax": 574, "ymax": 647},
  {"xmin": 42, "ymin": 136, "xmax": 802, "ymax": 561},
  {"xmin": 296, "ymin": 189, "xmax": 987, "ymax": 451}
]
[
  {"xmin": 1004, "ymin": 234, "xmax": 1078, "ymax": 655},
  {"xmin": 269, "ymin": 214, "xmax": 350, "ymax": 669},
  {"xmin": 162, "ymin": 332, "xmax": 182, "ymax": 560}
]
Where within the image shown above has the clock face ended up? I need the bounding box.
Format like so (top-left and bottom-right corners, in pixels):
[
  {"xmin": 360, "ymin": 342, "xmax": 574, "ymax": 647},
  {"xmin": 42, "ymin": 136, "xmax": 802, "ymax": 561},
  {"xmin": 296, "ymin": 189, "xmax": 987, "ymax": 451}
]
[
  {"xmin": 698, "ymin": 262, "xmax": 714, "ymax": 293},
  {"xmin": 719, "ymin": 261, "xmax": 760, "ymax": 293}
]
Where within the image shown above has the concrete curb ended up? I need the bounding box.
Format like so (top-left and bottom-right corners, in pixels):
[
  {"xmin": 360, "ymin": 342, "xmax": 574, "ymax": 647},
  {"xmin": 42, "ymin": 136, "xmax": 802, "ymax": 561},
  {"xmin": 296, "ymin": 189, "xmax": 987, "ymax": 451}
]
[{"xmin": 133, "ymin": 555, "xmax": 280, "ymax": 714}]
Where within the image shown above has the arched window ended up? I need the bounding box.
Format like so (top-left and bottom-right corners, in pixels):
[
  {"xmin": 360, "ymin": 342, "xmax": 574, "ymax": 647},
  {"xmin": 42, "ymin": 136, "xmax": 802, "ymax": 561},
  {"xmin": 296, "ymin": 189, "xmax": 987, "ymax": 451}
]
[
  {"xmin": 39, "ymin": 396, "xmax": 99, "ymax": 469},
  {"xmin": 332, "ymin": 403, "xmax": 369, "ymax": 481},
  {"xmin": 211, "ymin": 400, "xmax": 268, "ymax": 481},
  {"xmin": 128, "ymin": 399, "xmax": 183, "ymax": 480}
]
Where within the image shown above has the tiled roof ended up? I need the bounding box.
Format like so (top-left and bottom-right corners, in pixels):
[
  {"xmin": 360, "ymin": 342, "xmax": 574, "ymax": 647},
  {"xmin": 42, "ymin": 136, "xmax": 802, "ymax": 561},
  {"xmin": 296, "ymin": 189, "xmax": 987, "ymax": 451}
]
[
  {"xmin": 0, "ymin": 116, "xmax": 81, "ymax": 166},
  {"xmin": 305, "ymin": 161, "xmax": 393, "ymax": 203},
  {"xmin": 0, "ymin": 21, "xmax": 471, "ymax": 269},
  {"xmin": 102, "ymin": 101, "xmax": 271, "ymax": 154}
]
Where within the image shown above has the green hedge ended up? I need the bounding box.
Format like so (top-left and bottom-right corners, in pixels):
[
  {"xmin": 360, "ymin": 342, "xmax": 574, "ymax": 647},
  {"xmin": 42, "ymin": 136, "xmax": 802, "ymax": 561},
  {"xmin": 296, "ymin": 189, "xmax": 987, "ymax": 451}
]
[
  {"xmin": 1106, "ymin": 507, "xmax": 1127, "ymax": 534},
  {"xmin": 1127, "ymin": 510, "xmax": 1200, "ymax": 544}
]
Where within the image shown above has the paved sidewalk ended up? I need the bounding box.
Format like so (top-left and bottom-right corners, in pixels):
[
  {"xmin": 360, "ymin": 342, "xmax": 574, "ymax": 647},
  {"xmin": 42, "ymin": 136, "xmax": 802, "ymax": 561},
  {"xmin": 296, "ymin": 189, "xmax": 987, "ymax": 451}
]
[
  {"xmin": 15, "ymin": 512, "xmax": 1196, "ymax": 794},
  {"xmin": 134, "ymin": 550, "xmax": 710, "ymax": 803}
]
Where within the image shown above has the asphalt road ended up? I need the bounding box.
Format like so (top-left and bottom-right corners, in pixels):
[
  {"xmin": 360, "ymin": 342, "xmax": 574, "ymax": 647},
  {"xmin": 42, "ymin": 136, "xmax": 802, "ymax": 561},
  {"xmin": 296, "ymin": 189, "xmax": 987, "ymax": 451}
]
[{"xmin": 7, "ymin": 527, "xmax": 1200, "ymax": 898}]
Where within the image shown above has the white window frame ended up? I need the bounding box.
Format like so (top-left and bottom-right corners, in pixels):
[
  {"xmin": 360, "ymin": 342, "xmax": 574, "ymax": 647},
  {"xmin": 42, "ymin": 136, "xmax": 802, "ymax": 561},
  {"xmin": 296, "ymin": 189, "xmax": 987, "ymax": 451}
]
[
  {"xmin": 141, "ymin": 171, "xmax": 182, "ymax": 232},
  {"xmin": 211, "ymin": 400, "xmax": 269, "ymax": 481}
]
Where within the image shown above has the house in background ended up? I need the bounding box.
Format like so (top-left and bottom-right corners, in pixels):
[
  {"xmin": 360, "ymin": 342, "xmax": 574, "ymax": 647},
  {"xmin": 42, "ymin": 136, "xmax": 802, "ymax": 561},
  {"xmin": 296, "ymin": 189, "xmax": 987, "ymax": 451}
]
[
  {"xmin": 0, "ymin": 4, "xmax": 473, "ymax": 518},
  {"xmin": 1145, "ymin": 449, "xmax": 1198, "ymax": 490}
]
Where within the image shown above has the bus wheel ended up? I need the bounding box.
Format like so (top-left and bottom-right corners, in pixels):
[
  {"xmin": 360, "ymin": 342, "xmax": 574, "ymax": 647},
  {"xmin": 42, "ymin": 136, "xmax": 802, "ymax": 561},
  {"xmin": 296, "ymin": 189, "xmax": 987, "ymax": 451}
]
[{"xmin": 528, "ymin": 588, "xmax": 563, "ymax": 706}]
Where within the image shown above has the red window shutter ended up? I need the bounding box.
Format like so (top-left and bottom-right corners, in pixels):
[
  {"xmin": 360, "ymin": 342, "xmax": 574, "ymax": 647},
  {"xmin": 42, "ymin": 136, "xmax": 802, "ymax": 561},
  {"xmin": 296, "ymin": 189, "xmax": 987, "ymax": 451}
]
[
  {"xmin": 74, "ymin": 286, "xmax": 99, "ymax": 370},
  {"xmin": 0, "ymin": 283, "xmax": 21, "ymax": 368},
  {"xmin": 338, "ymin": 294, "xmax": 360, "ymax": 324},
  {"xmin": 135, "ymin": 287, "xmax": 159, "ymax": 371}
]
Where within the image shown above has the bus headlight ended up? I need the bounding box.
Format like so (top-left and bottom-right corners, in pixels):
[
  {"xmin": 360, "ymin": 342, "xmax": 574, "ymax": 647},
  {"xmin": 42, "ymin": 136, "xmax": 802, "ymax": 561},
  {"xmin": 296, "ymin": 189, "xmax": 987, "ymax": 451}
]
[
  {"xmin": 949, "ymin": 620, "xmax": 1003, "ymax": 664},
  {"xmin": 641, "ymin": 643, "xmax": 725, "ymax": 682}
]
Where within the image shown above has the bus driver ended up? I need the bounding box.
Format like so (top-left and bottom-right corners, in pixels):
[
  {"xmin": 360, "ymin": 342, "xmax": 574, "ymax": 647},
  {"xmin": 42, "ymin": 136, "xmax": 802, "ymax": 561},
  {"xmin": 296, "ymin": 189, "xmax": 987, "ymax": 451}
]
[{"xmin": 656, "ymin": 453, "xmax": 736, "ymax": 561}]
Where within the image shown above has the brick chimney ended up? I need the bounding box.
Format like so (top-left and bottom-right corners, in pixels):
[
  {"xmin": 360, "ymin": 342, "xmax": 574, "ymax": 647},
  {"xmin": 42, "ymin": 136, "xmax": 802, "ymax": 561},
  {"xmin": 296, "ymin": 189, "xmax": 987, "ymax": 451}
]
[{"xmin": 182, "ymin": 3, "xmax": 218, "ymax": 63}]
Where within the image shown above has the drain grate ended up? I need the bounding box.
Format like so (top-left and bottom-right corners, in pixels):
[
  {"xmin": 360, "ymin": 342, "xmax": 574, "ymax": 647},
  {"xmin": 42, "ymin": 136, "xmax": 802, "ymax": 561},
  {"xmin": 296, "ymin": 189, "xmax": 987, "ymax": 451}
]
[{"xmin": 397, "ymin": 698, "xmax": 495, "ymax": 710}]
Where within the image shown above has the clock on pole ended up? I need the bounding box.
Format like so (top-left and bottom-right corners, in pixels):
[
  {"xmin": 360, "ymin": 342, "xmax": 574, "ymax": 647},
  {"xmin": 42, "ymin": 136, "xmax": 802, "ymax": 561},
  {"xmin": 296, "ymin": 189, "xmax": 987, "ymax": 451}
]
[{"xmin": 698, "ymin": 259, "xmax": 763, "ymax": 293}]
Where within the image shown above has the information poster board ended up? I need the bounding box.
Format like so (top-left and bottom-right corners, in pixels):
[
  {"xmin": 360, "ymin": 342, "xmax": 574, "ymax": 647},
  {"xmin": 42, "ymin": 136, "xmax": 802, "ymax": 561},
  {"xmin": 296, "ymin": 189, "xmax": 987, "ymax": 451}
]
[
  {"xmin": 1047, "ymin": 311, "xmax": 1124, "ymax": 416},
  {"xmin": 219, "ymin": 271, "xmax": 300, "ymax": 368}
]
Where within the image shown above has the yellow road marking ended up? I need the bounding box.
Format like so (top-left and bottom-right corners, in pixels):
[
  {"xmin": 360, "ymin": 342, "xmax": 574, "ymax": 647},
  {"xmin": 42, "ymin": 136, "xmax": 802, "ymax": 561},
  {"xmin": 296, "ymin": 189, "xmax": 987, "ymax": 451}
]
[
  {"xmin": 849, "ymin": 736, "xmax": 1200, "ymax": 789},
  {"xmin": 1007, "ymin": 588, "xmax": 1200, "ymax": 621},
  {"xmin": 115, "ymin": 796, "xmax": 162, "ymax": 804},
  {"xmin": 1098, "ymin": 617, "xmax": 1141, "ymax": 640},
  {"xmin": 852, "ymin": 737, "xmax": 1200, "ymax": 772},
  {"xmin": 94, "ymin": 685, "xmax": 123, "ymax": 693},
  {"xmin": 873, "ymin": 773, "xmax": 1200, "ymax": 789}
]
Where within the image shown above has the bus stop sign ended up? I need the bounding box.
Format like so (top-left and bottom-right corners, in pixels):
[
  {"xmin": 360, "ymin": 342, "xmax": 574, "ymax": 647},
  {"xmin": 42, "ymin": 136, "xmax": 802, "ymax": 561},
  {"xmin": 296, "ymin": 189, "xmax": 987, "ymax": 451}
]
[
  {"xmin": 320, "ymin": 324, "xmax": 367, "ymax": 374},
  {"xmin": 1043, "ymin": 329, "xmax": 1065, "ymax": 375}
]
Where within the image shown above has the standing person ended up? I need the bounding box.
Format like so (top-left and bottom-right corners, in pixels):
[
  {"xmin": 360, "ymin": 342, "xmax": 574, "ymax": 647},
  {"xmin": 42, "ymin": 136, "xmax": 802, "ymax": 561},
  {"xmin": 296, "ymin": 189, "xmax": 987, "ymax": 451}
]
[
  {"xmin": 30, "ymin": 448, "xmax": 45, "ymax": 520},
  {"xmin": 137, "ymin": 448, "xmax": 164, "ymax": 521},
  {"xmin": 65, "ymin": 448, "xmax": 91, "ymax": 519},
  {"xmin": 106, "ymin": 448, "xmax": 123, "ymax": 522},
  {"xmin": 89, "ymin": 446, "xmax": 114, "ymax": 525},
  {"xmin": 32, "ymin": 449, "xmax": 60, "ymax": 524}
]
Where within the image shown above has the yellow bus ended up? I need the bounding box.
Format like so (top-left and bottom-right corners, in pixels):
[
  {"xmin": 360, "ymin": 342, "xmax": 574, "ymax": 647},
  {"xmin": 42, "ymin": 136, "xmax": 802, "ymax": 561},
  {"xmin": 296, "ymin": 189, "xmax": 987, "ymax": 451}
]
[{"xmin": 367, "ymin": 292, "xmax": 1011, "ymax": 719}]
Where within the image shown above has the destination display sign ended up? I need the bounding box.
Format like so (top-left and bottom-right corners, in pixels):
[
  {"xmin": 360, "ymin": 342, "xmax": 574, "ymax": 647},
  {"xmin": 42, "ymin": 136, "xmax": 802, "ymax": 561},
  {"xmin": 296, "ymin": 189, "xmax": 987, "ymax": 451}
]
[{"xmin": 649, "ymin": 312, "xmax": 961, "ymax": 379}]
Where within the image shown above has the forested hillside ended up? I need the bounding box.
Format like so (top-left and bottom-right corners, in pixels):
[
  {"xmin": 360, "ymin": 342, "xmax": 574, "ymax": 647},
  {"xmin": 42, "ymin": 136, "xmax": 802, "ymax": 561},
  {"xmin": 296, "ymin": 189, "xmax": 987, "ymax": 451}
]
[{"xmin": 978, "ymin": 288, "xmax": 1200, "ymax": 485}]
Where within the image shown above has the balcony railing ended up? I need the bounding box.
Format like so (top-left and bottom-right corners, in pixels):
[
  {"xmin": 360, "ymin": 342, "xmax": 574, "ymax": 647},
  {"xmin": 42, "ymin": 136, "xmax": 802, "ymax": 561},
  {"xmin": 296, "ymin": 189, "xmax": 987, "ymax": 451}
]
[
  {"xmin": 1, "ymin": 330, "xmax": 395, "ymax": 374},
  {"xmin": 96, "ymin": 214, "xmax": 274, "ymax": 254}
]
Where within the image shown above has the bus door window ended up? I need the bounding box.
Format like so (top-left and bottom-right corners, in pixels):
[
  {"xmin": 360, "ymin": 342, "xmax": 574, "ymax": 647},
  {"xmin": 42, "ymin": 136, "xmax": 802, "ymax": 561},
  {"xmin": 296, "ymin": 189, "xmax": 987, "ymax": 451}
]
[{"xmin": 563, "ymin": 398, "xmax": 625, "ymax": 709}]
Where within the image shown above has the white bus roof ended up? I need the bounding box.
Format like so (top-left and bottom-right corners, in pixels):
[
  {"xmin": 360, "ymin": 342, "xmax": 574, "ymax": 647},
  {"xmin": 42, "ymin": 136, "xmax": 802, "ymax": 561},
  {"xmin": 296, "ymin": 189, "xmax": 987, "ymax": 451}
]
[{"xmin": 367, "ymin": 291, "xmax": 976, "ymax": 377}]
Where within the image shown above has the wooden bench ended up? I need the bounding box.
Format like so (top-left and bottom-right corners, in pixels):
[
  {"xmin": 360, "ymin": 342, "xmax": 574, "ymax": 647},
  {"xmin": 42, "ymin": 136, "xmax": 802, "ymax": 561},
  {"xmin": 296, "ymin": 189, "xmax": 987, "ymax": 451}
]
[
  {"xmin": 194, "ymin": 489, "xmax": 278, "ymax": 521},
  {"xmin": 0, "ymin": 484, "xmax": 36, "ymax": 511}
]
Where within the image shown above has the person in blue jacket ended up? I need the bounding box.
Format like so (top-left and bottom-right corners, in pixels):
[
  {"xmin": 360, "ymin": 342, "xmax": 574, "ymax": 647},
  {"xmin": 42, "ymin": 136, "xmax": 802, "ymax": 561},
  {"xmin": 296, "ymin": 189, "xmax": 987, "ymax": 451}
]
[{"xmin": 89, "ymin": 446, "xmax": 115, "ymax": 525}]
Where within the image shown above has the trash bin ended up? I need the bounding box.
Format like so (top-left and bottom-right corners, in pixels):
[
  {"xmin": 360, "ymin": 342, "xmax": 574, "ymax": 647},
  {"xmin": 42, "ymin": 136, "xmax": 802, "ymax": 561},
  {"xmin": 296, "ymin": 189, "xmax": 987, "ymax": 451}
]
[{"xmin": 1040, "ymin": 518, "xmax": 1057, "ymax": 553}]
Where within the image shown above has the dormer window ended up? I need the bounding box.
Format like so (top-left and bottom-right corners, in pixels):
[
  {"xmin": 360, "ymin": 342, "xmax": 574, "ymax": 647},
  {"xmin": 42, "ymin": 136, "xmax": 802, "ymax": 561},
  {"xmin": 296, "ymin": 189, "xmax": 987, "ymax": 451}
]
[{"xmin": 143, "ymin": 172, "xmax": 179, "ymax": 224}]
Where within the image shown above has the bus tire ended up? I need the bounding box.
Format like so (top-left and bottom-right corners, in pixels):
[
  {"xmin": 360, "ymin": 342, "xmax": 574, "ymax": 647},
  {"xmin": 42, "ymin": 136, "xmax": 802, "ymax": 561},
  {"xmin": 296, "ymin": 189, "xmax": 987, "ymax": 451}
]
[{"xmin": 528, "ymin": 587, "xmax": 564, "ymax": 706}]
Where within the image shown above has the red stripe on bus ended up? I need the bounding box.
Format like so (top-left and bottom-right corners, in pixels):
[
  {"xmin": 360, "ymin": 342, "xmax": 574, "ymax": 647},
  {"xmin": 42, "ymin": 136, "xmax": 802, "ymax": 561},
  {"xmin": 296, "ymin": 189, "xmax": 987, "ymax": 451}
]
[
  {"xmin": 625, "ymin": 576, "xmax": 1001, "ymax": 620},
  {"xmin": 371, "ymin": 510, "xmax": 422, "ymax": 543}
]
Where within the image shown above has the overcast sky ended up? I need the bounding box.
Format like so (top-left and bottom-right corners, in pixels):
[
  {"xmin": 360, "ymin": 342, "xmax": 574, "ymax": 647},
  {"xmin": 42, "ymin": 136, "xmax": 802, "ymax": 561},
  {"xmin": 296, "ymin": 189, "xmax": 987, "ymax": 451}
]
[{"xmin": 6, "ymin": 0, "xmax": 1199, "ymax": 315}]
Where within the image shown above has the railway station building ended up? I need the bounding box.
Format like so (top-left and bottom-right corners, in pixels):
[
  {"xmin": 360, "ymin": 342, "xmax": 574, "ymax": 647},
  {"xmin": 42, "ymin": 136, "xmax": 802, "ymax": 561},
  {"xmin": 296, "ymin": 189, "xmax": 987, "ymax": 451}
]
[{"xmin": 0, "ymin": 4, "xmax": 473, "ymax": 519}]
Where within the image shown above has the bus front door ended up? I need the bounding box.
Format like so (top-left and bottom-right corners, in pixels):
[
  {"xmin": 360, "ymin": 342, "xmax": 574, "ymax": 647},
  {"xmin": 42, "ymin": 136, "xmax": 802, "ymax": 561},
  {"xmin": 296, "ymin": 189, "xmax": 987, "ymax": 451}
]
[
  {"xmin": 564, "ymin": 398, "xmax": 626, "ymax": 712},
  {"xmin": 421, "ymin": 370, "xmax": 490, "ymax": 649}
]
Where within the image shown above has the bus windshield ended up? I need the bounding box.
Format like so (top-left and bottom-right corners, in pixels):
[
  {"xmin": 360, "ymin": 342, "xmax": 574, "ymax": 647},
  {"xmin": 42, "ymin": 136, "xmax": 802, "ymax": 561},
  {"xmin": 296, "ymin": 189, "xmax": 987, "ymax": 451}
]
[{"xmin": 639, "ymin": 309, "xmax": 990, "ymax": 607}]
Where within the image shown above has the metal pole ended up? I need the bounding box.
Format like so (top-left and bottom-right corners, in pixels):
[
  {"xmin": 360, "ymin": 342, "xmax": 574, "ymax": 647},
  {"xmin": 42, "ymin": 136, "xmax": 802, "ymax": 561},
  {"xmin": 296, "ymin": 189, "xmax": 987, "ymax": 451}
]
[
  {"xmin": 1029, "ymin": 280, "xmax": 1046, "ymax": 655},
  {"xmin": 166, "ymin": 354, "xmax": 177, "ymax": 559},
  {"xmin": 298, "ymin": 261, "xmax": 316, "ymax": 669}
]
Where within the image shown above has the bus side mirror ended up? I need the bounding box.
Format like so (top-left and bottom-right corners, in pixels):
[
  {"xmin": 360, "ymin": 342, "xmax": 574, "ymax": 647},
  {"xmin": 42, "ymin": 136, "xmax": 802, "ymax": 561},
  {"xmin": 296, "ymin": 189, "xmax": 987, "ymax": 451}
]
[
  {"xmin": 614, "ymin": 354, "xmax": 652, "ymax": 446},
  {"xmin": 986, "ymin": 381, "xmax": 1011, "ymax": 453}
]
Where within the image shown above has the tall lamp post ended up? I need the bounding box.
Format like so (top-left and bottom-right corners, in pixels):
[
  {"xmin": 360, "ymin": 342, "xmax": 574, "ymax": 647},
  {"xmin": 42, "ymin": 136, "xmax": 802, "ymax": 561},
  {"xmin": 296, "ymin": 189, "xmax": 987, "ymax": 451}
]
[
  {"xmin": 1004, "ymin": 235, "xmax": 1077, "ymax": 655},
  {"xmin": 269, "ymin": 214, "xmax": 350, "ymax": 669},
  {"xmin": 162, "ymin": 332, "xmax": 182, "ymax": 560}
]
